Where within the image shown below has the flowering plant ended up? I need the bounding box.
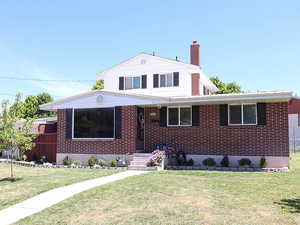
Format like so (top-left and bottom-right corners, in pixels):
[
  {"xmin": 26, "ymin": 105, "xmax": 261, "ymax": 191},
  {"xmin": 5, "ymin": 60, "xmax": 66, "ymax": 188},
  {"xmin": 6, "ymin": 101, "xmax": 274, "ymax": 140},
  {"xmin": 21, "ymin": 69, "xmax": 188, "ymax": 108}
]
[{"xmin": 147, "ymin": 150, "xmax": 166, "ymax": 167}]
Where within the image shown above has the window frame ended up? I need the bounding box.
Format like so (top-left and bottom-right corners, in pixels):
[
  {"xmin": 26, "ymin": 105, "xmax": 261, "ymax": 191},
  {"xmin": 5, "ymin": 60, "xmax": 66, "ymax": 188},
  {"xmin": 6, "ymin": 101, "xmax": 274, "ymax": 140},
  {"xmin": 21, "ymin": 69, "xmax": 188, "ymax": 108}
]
[
  {"xmin": 120, "ymin": 75, "xmax": 143, "ymax": 90},
  {"xmin": 228, "ymin": 103, "xmax": 257, "ymax": 126},
  {"xmin": 167, "ymin": 106, "xmax": 192, "ymax": 127},
  {"xmin": 72, "ymin": 107, "xmax": 116, "ymax": 140},
  {"xmin": 158, "ymin": 73, "xmax": 175, "ymax": 88}
]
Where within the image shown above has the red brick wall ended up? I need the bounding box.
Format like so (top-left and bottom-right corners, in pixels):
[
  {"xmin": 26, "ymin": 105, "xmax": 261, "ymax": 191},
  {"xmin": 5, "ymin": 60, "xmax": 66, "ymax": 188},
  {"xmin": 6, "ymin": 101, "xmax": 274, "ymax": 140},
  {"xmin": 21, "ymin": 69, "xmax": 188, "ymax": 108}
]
[
  {"xmin": 57, "ymin": 106, "xmax": 137, "ymax": 155},
  {"xmin": 288, "ymin": 98, "xmax": 300, "ymax": 114},
  {"xmin": 144, "ymin": 102, "xmax": 289, "ymax": 157},
  {"xmin": 191, "ymin": 73, "xmax": 200, "ymax": 96}
]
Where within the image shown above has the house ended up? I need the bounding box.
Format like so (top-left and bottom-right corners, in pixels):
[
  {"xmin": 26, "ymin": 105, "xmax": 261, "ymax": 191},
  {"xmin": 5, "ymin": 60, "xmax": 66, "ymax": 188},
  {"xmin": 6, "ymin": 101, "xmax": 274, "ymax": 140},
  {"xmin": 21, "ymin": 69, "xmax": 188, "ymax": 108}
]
[
  {"xmin": 288, "ymin": 98, "xmax": 300, "ymax": 151},
  {"xmin": 41, "ymin": 41, "xmax": 292, "ymax": 168}
]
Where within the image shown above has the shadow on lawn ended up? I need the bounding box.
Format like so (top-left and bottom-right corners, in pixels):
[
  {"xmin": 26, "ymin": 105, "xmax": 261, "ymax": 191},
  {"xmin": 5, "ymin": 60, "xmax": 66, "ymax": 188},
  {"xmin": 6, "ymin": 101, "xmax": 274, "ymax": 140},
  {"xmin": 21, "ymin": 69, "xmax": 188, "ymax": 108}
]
[
  {"xmin": 275, "ymin": 198, "xmax": 300, "ymax": 213},
  {"xmin": 0, "ymin": 177, "xmax": 23, "ymax": 183}
]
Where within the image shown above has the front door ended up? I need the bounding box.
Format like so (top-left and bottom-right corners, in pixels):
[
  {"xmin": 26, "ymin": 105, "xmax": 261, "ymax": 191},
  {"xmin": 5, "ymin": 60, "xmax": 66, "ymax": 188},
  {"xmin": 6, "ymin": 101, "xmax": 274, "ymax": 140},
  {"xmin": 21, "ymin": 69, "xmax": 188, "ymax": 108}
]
[{"xmin": 136, "ymin": 107, "xmax": 145, "ymax": 152}]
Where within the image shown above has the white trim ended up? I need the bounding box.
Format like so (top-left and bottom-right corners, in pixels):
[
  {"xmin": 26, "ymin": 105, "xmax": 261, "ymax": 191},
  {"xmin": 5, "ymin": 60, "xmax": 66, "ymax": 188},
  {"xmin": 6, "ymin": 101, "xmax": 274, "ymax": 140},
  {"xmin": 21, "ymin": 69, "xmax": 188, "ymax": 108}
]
[
  {"xmin": 167, "ymin": 105, "xmax": 192, "ymax": 127},
  {"xmin": 72, "ymin": 107, "xmax": 116, "ymax": 140},
  {"xmin": 228, "ymin": 103, "xmax": 257, "ymax": 126}
]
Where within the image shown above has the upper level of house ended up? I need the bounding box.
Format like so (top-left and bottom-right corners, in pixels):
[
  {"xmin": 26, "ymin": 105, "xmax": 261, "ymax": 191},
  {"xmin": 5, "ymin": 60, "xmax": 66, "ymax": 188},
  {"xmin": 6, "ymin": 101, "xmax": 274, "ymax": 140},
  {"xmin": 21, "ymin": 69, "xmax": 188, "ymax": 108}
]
[{"xmin": 97, "ymin": 41, "xmax": 218, "ymax": 97}]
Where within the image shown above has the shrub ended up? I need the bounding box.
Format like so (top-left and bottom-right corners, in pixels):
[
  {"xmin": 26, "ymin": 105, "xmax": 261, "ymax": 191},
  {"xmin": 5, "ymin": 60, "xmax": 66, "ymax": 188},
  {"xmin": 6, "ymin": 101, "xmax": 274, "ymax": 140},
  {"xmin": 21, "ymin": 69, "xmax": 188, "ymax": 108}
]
[
  {"xmin": 202, "ymin": 158, "xmax": 216, "ymax": 167},
  {"xmin": 220, "ymin": 155, "xmax": 229, "ymax": 167},
  {"xmin": 147, "ymin": 150, "xmax": 166, "ymax": 167},
  {"xmin": 40, "ymin": 155, "xmax": 48, "ymax": 163},
  {"xmin": 260, "ymin": 157, "xmax": 267, "ymax": 168},
  {"xmin": 238, "ymin": 158, "xmax": 252, "ymax": 167},
  {"xmin": 110, "ymin": 160, "xmax": 117, "ymax": 167},
  {"xmin": 185, "ymin": 158, "xmax": 194, "ymax": 166},
  {"xmin": 63, "ymin": 156, "xmax": 71, "ymax": 166},
  {"xmin": 32, "ymin": 153, "xmax": 39, "ymax": 162},
  {"xmin": 73, "ymin": 160, "xmax": 81, "ymax": 166},
  {"xmin": 22, "ymin": 154, "xmax": 28, "ymax": 161},
  {"xmin": 88, "ymin": 156, "xmax": 98, "ymax": 167},
  {"xmin": 99, "ymin": 160, "xmax": 109, "ymax": 167}
]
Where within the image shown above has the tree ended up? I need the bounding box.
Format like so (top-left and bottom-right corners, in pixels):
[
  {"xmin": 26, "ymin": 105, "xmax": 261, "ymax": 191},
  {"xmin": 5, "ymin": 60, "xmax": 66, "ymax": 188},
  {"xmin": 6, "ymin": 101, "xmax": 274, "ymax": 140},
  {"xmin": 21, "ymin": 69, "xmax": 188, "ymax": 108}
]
[
  {"xmin": 10, "ymin": 92, "xmax": 55, "ymax": 119},
  {"xmin": 92, "ymin": 80, "xmax": 104, "ymax": 90},
  {"xmin": 210, "ymin": 76, "xmax": 241, "ymax": 94},
  {"xmin": 0, "ymin": 95, "xmax": 37, "ymax": 179}
]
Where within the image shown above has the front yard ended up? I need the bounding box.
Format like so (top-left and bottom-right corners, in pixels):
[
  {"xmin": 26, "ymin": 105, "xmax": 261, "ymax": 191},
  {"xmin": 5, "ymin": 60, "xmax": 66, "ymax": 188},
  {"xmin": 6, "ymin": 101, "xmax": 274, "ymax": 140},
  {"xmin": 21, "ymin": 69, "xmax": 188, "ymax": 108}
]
[
  {"xmin": 0, "ymin": 163, "xmax": 120, "ymax": 210},
  {"xmin": 16, "ymin": 154, "xmax": 300, "ymax": 225}
]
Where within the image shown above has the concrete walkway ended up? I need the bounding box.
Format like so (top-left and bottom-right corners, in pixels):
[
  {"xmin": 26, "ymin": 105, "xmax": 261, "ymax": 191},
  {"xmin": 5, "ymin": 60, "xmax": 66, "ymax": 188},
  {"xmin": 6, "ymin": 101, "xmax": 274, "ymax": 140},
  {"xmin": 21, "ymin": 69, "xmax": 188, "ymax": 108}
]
[{"xmin": 0, "ymin": 170, "xmax": 148, "ymax": 225}]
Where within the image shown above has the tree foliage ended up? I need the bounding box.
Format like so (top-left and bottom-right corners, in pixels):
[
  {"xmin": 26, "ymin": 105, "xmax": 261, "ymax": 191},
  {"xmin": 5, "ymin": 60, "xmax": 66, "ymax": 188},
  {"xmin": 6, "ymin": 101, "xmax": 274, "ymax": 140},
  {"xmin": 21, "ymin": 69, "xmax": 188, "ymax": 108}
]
[
  {"xmin": 0, "ymin": 95, "xmax": 37, "ymax": 178},
  {"xmin": 210, "ymin": 76, "xmax": 241, "ymax": 94},
  {"xmin": 9, "ymin": 92, "xmax": 55, "ymax": 119},
  {"xmin": 92, "ymin": 80, "xmax": 104, "ymax": 90}
]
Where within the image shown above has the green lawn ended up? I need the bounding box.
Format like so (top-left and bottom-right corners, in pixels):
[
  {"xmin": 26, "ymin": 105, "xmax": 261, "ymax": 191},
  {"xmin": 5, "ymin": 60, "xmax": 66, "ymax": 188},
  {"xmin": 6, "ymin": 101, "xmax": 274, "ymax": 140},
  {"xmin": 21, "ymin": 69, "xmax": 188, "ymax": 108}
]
[
  {"xmin": 16, "ymin": 154, "xmax": 300, "ymax": 225},
  {"xmin": 0, "ymin": 163, "xmax": 120, "ymax": 210}
]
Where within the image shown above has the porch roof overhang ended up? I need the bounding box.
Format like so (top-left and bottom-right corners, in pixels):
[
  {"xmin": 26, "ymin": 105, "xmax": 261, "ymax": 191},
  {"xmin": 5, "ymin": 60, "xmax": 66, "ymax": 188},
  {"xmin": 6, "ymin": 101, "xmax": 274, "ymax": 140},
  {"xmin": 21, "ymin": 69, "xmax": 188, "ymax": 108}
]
[{"xmin": 40, "ymin": 90, "xmax": 293, "ymax": 111}]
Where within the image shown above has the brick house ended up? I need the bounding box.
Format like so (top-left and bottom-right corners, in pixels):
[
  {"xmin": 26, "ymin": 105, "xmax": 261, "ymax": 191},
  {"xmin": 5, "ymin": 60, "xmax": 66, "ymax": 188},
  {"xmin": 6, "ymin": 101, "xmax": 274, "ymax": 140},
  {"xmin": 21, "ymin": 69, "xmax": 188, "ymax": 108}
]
[{"xmin": 41, "ymin": 41, "xmax": 293, "ymax": 168}]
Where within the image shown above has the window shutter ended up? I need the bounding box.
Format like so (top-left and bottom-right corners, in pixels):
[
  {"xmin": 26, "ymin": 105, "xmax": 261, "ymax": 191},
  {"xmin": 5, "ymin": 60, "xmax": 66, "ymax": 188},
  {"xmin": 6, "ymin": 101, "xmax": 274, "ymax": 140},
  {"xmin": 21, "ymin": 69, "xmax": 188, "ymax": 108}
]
[
  {"xmin": 220, "ymin": 104, "xmax": 228, "ymax": 126},
  {"xmin": 159, "ymin": 107, "xmax": 167, "ymax": 127},
  {"xmin": 173, "ymin": 72, "xmax": 179, "ymax": 86},
  {"xmin": 115, "ymin": 106, "xmax": 122, "ymax": 139},
  {"xmin": 66, "ymin": 109, "xmax": 73, "ymax": 139},
  {"xmin": 119, "ymin": 77, "xmax": 124, "ymax": 90},
  {"xmin": 192, "ymin": 105, "xmax": 200, "ymax": 126},
  {"xmin": 141, "ymin": 75, "xmax": 147, "ymax": 89},
  {"xmin": 153, "ymin": 74, "xmax": 159, "ymax": 88},
  {"xmin": 257, "ymin": 103, "xmax": 267, "ymax": 125}
]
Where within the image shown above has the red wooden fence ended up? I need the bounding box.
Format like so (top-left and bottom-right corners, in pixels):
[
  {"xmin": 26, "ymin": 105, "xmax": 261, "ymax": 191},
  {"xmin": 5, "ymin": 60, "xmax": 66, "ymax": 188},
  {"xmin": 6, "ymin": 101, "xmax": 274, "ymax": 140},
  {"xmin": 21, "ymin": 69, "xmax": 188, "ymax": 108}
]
[{"xmin": 25, "ymin": 133, "xmax": 57, "ymax": 163}]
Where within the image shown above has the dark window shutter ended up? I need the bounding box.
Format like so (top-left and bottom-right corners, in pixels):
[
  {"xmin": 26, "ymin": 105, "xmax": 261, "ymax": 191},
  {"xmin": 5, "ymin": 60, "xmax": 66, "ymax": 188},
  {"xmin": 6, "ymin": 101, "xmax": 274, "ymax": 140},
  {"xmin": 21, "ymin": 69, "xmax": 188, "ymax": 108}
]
[
  {"xmin": 119, "ymin": 77, "xmax": 124, "ymax": 90},
  {"xmin": 257, "ymin": 103, "xmax": 267, "ymax": 125},
  {"xmin": 141, "ymin": 75, "xmax": 147, "ymax": 89},
  {"xmin": 115, "ymin": 106, "xmax": 122, "ymax": 138},
  {"xmin": 66, "ymin": 109, "xmax": 73, "ymax": 139},
  {"xmin": 173, "ymin": 72, "xmax": 179, "ymax": 86},
  {"xmin": 153, "ymin": 74, "xmax": 159, "ymax": 88},
  {"xmin": 192, "ymin": 105, "xmax": 200, "ymax": 126},
  {"xmin": 159, "ymin": 107, "xmax": 167, "ymax": 127},
  {"xmin": 220, "ymin": 104, "xmax": 228, "ymax": 126}
]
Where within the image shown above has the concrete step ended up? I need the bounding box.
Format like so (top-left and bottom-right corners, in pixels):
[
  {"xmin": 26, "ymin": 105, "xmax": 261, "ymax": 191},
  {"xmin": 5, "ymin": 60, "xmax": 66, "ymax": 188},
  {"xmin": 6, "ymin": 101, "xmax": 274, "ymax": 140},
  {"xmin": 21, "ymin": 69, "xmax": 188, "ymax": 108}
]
[
  {"xmin": 128, "ymin": 166, "xmax": 159, "ymax": 171},
  {"xmin": 132, "ymin": 157, "xmax": 149, "ymax": 162},
  {"xmin": 130, "ymin": 161, "xmax": 148, "ymax": 166},
  {"xmin": 133, "ymin": 153, "xmax": 151, "ymax": 157}
]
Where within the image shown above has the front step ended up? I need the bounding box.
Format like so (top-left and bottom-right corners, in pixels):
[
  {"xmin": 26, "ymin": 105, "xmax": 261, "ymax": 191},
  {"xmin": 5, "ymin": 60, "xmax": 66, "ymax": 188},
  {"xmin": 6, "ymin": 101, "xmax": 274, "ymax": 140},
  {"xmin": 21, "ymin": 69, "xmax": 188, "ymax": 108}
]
[{"xmin": 128, "ymin": 153, "xmax": 159, "ymax": 171}]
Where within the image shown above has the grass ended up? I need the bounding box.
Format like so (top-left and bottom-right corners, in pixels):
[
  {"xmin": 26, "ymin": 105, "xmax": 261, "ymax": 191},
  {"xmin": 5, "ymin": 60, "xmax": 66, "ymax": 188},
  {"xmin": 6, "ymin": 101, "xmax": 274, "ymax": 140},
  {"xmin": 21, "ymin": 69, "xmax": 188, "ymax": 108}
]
[
  {"xmin": 16, "ymin": 154, "xmax": 300, "ymax": 225},
  {"xmin": 0, "ymin": 163, "xmax": 120, "ymax": 210}
]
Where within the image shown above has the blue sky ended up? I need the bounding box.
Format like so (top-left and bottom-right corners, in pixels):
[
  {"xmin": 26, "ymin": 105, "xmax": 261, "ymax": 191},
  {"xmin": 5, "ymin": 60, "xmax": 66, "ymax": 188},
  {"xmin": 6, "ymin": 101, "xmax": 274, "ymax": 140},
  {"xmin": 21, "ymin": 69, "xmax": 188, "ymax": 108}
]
[{"xmin": 0, "ymin": 0, "xmax": 299, "ymax": 102}]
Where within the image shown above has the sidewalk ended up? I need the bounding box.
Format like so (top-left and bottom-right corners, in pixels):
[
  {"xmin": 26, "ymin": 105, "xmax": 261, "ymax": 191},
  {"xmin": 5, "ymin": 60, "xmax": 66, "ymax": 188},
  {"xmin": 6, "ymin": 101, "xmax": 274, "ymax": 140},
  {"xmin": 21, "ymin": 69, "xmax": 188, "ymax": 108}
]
[{"xmin": 0, "ymin": 170, "xmax": 148, "ymax": 225}]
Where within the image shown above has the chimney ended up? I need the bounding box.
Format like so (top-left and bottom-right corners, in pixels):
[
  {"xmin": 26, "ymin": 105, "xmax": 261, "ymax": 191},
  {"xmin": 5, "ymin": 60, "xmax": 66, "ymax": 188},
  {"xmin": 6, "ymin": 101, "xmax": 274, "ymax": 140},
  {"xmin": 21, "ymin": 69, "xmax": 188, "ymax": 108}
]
[{"xmin": 190, "ymin": 40, "xmax": 200, "ymax": 66}]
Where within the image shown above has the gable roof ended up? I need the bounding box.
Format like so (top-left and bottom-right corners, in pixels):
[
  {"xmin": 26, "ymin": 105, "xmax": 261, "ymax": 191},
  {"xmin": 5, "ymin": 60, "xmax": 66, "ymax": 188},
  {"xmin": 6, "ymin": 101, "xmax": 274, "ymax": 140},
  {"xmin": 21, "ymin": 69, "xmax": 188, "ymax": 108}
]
[
  {"xmin": 40, "ymin": 90, "xmax": 293, "ymax": 111},
  {"xmin": 96, "ymin": 53, "xmax": 201, "ymax": 78}
]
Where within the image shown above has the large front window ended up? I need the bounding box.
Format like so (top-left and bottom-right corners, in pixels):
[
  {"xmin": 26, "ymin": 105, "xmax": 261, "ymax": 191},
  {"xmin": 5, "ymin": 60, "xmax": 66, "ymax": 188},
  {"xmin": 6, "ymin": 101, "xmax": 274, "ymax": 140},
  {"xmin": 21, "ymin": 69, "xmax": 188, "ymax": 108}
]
[
  {"xmin": 229, "ymin": 104, "xmax": 257, "ymax": 125},
  {"xmin": 167, "ymin": 106, "xmax": 192, "ymax": 126},
  {"xmin": 73, "ymin": 108, "xmax": 115, "ymax": 139}
]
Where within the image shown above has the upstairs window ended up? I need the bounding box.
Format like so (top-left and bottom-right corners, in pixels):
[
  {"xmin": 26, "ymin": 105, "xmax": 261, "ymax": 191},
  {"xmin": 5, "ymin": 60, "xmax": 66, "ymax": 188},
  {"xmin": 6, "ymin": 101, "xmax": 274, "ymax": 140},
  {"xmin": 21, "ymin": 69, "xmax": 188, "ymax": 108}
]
[
  {"xmin": 203, "ymin": 86, "xmax": 210, "ymax": 95},
  {"xmin": 167, "ymin": 106, "xmax": 192, "ymax": 126},
  {"xmin": 153, "ymin": 72, "xmax": 179, "ymax": 88},
  {"xmin": 119, "ymin": 75, "xmax": 147, "ymax": 90},
  {"xmin": 229, "ymin": 104, "xmax": 257, "ymax": 125}
]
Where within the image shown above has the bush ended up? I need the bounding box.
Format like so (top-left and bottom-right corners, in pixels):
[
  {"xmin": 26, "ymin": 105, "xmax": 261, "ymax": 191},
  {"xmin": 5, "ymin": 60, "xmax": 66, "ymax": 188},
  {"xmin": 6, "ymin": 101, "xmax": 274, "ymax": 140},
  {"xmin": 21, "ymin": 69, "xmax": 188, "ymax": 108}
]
[
  {"xmin": 32, "ymin": 153, "xmax": 39, "ymax": 162},
  {"xmin": 220, "ymin": 155, "xmax": 229, "ymax": 167},
  {"xmin": 110, "ymin": 160, "xmax": 117, "ymax": 167},
  {"xmin": 238, "ymin": 158, "xmax": 252, "ymax": 167},
  {"xmin": 22, "ymin": 154, "xmax": 28, "ymax": 161},
  {"xmin": 99, "ymin": 160, "xmax": 109, "ymax": 167},
  {"xmin": 147, "ymin": 150, "xmax": 166, "ymax": 167},
  {"xmin": 63, "ymin": 156, "xmax": 71, "ymax": 166},
  {"xmin": 40, "ymin": 155, "xmax": 48, "ymax": 163},
  {"xmin": 73, "ymin": 160, "xmax": 81, "ymax": 166},
  {"xmin": 185, "ymin": 158, "xmax": 194, "ymax": 166},
  {"xmin": 260, "ymin": 157, "xmax": 267, "ymax": 168},
  {"xmin": 202, "ymin": 158, "xmax": 216, "ymax": 167},
  {"xmin": 88, "ymin": 156, "xmax": 98, "ymax": 167}
]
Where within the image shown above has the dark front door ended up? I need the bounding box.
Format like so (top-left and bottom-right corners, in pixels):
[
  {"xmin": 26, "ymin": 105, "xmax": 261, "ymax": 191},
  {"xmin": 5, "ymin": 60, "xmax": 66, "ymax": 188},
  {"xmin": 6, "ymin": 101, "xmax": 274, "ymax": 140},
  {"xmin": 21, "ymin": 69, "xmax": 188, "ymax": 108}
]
[{"xmin": 136, "ymin": 107, "xmax": 145, "ymax": 152}]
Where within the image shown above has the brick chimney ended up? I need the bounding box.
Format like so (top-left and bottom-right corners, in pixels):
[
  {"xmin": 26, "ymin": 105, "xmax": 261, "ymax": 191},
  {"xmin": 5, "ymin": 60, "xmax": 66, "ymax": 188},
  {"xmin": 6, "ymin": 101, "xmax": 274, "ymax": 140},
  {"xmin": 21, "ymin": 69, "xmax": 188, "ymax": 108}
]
[{"xmin": 190, "ymin": 40, "xmax": 200, "ymax": 66}]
